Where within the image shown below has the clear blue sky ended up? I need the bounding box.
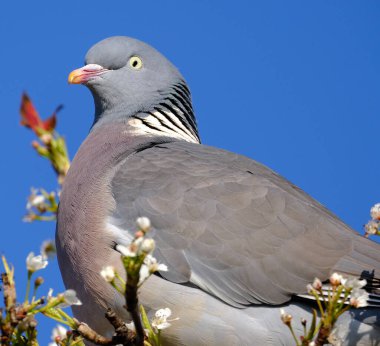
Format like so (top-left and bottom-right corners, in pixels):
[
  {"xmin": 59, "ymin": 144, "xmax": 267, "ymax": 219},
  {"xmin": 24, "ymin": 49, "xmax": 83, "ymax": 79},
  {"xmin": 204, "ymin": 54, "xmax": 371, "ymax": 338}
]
[{"xmin": 1, "ymin": 1, "xmax": 379, "ymax": 343}]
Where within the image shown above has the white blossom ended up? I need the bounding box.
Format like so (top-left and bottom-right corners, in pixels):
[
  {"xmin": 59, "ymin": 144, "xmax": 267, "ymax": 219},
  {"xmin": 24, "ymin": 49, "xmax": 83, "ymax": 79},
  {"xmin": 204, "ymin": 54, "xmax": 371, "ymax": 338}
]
[
  {"xmin": 328, "ymin": 324, "xmax": 348, "ymax": 346},
  {"xmin": 100, "ymin": 266, "xmax": 115, "ymax": 282},
  {"xmin": 116, "ymin": 237, "xmax": 145, "ymax": 257},
  {"xmin": 144, "ymin": 254, "xmax": 168, "ymax": 272},
  {"xmin": 341, "ymin": 277, "xmax": 366, "ymax": 290},
  {"xmin": 126, "ymin": 321, "xmax": 150, "ymax": 337},
  {"xmin": 116, "ymin": 244, "xmax": 137, "ymax": 257},
  {"xmin": 63, "ymin": 289, "xmax": 82, "ymax": 305},
  {"xmin": 26, "ymin": 189, "xmax": 46, "ymax": 210},
  {"xmin": 349, "ymin": 288, "xmax": 369, "ymax": 308},
  {"xmin": 47, "ymin": 288, "xmax": 54, "ymax": 300},
  {"xmin": 365, "ymin": 220, "xmax": 379, "ymax": 236},
  {"xmin": 58, "ymin": 289, "xmax": 82, "ymax": 308},
  {"xmin": 139, "ymin": 264, "xmax": 150, "ymax": 285},
  {"xmin": 139, "ymin": 255, "xmax": 168, "ymax": 285},
  {"xmin": 48, "ymin": 324, "xmax": 67, "ymax": 346},
  {"xmin": 26, "ymin": 252, "xmax": 48, "ymax": 273},
  {"xmin": 141, "ymin": 238, "xmax": 155, "ymax": 254},
  {"xmin": 329, "ymin": 272, "xmax": 343, "ymax": 286},
  {"xmin": 151, "ymin": 308, "xmax": 178, "ymax": 330},
  {"xmin": 22, "ymin": 215, "xmax": 35, "ymax": 223},
  {"xmin": 136, "ymin": 216, "xmax": 151, "ymax": 232},
  {"xmin": 156, "ymin": 263, "xmax": 168, "ymax": 271},
  {"xmin": 370, "ymin": 203, "xmax": 380, "ymax": 220}
]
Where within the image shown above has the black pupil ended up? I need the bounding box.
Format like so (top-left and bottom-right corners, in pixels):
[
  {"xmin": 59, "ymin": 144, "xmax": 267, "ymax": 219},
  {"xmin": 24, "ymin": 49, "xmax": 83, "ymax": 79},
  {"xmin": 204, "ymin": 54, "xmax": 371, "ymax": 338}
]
[{"xmin": 132, "ymin": 59, "xmax": 138, "ymax": 67}]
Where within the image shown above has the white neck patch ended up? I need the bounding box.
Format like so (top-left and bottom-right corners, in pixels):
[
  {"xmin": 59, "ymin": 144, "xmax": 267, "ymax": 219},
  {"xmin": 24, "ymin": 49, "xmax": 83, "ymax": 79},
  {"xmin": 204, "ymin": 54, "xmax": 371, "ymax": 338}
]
[{"xmin": 128, "ymin": 110, "xmax": 199, "ymax": 143}]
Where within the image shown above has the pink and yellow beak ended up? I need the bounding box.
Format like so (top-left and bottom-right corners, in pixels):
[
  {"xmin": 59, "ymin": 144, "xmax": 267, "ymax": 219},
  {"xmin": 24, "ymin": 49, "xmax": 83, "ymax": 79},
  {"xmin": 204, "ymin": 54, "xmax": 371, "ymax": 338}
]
[{"xmin": 68, "ymin": 64, "xmax": 108, "ymax": 84}]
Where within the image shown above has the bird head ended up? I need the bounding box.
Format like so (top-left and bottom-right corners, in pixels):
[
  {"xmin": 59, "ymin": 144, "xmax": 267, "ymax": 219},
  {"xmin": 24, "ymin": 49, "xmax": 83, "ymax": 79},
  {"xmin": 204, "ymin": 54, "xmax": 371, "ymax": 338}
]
[{"xmin": 68, "ymin": 36, "xmax": 192, "ymax": 130}]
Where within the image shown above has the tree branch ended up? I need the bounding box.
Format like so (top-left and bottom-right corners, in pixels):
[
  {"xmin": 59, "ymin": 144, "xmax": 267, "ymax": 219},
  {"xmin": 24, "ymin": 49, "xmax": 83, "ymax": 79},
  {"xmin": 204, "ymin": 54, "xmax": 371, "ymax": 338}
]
[{"xmin": 125, "ymin": 271, "xmax": 145, "ymax": 346}]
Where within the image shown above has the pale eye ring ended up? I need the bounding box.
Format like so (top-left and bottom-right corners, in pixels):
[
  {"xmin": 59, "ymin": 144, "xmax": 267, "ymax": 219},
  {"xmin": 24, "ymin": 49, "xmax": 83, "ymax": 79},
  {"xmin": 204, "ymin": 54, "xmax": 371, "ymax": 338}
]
[{"xmin": 129, "ymin": 56, "xmax": 143, "ymax": 69}]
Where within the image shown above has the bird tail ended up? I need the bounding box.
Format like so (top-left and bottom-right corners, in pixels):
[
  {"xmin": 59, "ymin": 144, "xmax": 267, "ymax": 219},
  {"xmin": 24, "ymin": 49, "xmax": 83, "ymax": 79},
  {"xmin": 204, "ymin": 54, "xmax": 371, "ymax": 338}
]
[
  {"xmin": 332, "ymin": 234, "xmax": 379, "ymax": 276},
  {"xmin": 332, "ymin": 234, "xmax": 380, "ymax": 307}
]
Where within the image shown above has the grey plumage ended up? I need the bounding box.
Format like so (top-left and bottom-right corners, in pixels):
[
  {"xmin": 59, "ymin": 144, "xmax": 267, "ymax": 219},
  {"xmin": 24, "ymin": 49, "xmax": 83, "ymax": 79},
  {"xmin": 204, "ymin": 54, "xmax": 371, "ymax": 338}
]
[{"xmin": 57, "ymin": 36, "xmax": 380, "ymax": 345}]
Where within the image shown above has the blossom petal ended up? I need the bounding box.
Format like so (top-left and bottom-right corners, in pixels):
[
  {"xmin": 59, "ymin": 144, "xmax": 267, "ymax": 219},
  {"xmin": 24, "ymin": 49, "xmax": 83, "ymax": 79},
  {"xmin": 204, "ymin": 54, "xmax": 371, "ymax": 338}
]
[
  {"xmin": 26, "ymin": 252, "xmax": 48, "ymax": 272},
  {"xmin": 100, "ymin": 266, "xmax": 115, "ymax": 282},
  {"xmin": 58, "ymin": 289, "xmax": 82, "ymax": 308},
  {"xmin": 116, "ymin": 244, "xmax": 136, "ymax": 257}
]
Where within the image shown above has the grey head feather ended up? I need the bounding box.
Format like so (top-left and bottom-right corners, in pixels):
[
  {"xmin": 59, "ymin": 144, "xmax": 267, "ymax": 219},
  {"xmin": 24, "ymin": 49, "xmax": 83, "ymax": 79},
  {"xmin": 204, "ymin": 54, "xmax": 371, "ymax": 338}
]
[{"xmin": 82, "ymin": 36, "xmax": 198, "ymax": 141}]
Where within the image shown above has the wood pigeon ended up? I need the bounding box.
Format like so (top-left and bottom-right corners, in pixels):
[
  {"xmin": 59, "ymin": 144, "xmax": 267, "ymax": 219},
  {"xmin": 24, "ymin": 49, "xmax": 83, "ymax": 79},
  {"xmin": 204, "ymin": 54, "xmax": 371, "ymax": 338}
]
[{"xmin": 57, "ymin": 36, "xmax": 380, "ymax": 345}]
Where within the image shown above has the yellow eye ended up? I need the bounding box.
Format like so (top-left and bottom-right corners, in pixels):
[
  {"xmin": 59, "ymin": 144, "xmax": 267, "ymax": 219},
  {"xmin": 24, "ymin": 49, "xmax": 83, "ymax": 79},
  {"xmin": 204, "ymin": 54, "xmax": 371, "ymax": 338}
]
[{"xmin": 129, "ymin": 56, "xmax": 143, "ymax": 69}]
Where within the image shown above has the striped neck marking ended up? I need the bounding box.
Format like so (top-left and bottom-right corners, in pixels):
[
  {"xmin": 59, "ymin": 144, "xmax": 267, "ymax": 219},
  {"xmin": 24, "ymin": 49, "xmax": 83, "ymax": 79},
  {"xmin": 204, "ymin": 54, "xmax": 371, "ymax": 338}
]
[{"xmin": 129, "ymin": 81, "xmax": 200, "ymax": 143}]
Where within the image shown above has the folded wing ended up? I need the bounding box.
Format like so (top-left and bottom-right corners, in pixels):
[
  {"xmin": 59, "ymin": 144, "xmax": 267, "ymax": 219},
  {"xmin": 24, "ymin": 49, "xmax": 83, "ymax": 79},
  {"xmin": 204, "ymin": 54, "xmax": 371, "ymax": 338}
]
[{"xmin": 110, "ymin": 141, "xmax": 380, "ymax": 307}]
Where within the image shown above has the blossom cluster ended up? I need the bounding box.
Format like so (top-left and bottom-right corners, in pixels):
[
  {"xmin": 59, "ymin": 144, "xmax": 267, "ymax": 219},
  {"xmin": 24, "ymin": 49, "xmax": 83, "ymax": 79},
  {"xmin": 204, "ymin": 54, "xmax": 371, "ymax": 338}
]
[
  {"xmin": 1, "ymin": 247, "xmax": 83, "ymax": 346},
  {"xmin": 101, "ymin": 216, "xmax": 168, "ymax": 289},
  {"xmin": 306, "ymin": 273, "xmax": 369, "ymax": 309},
  {"xmin": 23, "ymin": 188, "xmax": 59, "ymax": 222},
  {"xmin": 364, "ymin": 203, "xmax": 380, "ymax": 237},
  {"xmin": 2, "ymin": 219, "xmax": 177, "ymax": 346},
  {"xmin": 280, "ymin": 272, "xmax": 369, "ymax": 346},
  {"xmin": 100, "ymin": 217, "xmax": 177, "ymax": 344}
]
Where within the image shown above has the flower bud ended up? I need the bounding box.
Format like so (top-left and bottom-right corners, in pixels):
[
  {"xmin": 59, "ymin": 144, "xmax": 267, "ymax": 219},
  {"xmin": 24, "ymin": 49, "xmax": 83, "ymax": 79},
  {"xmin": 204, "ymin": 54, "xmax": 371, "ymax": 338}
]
[
  {"xmin": 100, "ymin": 266, "xmax": 116, "ymax": 282},
  {"xmin": 329, "ymin": 272, "xmax": 342, "ymax": 286},
  {"xmin": 136, "ymin": 216, "xmax": 151, "ymax": 232},
  {"xmin": 50, "ymin": 325, "xmax": 68, "ymax": 344},
  {"xmin": 280, "ymin": 308, "xmax": 292, "ymax": 325},
  {"xmin": 40, "ymin": 133, "xmax": 53, "ymax": 145},
  {"xmin": 32, "ymin": 140, "xmax": 40, "ymax": 149},
  {"xmin": 141, "ymin": 238, "xmax": 155, "ymax": 254},
  {"xmin": 34, "ymin": 276, "xmax": 44, "ymax": 287},
  {"xmin": 135, "ymin": 230, "xmax": 145, "ymax": 238},
  {"xmin": 312, "ymin": 277, "xmax": 322, "ymax": 290}
]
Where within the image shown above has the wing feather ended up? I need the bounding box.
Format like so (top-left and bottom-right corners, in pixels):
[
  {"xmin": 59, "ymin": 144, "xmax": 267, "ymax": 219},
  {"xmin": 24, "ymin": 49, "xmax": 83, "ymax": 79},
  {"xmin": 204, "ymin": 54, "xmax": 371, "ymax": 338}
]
[{"xmin": 110, "ymin": 141, "xmax": 378, "ymax": 306}]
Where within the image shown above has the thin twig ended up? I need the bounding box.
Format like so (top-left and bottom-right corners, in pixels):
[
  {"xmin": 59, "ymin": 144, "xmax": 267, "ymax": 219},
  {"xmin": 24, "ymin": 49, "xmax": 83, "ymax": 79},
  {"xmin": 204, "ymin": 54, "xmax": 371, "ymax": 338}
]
[
  {"xmin": 125, "ymin": 271, "xmax": 145, "ymax": 346},
  {"xmin": 74, "ymin": 308, "xmax": 137, "ymax": 346},
  {"xmin": 105, "ymin": 308, "xmax": 135, "ymax": 345},
  {"xmin": 74, "ymin": 318, "xmax": 113, "ymax": 345}
]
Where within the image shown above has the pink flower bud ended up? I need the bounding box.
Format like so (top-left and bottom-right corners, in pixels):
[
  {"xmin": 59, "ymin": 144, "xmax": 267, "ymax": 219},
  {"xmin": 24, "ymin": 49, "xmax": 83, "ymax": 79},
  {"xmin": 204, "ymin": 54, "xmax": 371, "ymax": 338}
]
[
  {"xmin": 312, "ymin": 277, "xmax": 322, "ymax": 290},
  {"xmin": 329, "ymin": 272, "xmax": 343, "ymax": 286}
]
